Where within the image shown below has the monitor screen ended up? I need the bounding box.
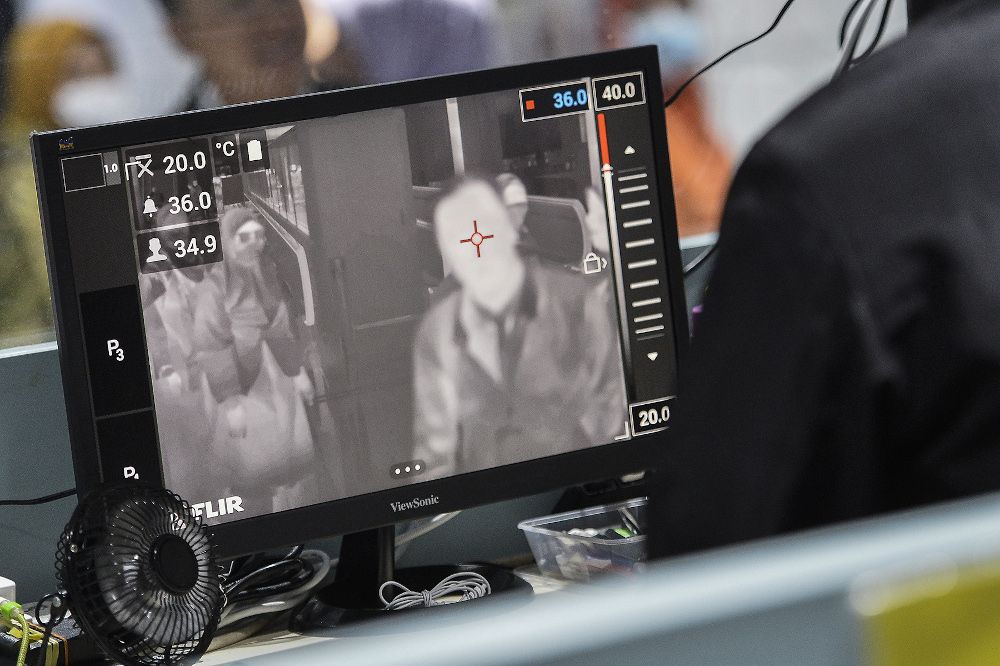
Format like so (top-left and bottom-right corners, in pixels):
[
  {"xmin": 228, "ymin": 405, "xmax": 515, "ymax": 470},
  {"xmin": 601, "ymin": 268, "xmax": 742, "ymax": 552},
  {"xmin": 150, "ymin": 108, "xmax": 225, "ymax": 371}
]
[{"xmin": 33, "ymin": 47, "xmax": 687, "ymax": 557}]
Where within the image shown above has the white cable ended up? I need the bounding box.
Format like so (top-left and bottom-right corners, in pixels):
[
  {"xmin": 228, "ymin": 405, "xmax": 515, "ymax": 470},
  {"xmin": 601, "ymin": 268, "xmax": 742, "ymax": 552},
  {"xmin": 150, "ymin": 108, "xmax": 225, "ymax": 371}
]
[
  {"xmin": 218, "ymin": 549, "xmax": 331, "ymax": 628},
  {"xmin": 379, "ymin": 572, "xmax": 491, "ymax": 611},
  {"xmin": 215, "ymin": 514, "xmax": 461, "ymax": 628},
  {"xmin": 219, "ymin": 593, "xmax": 312, "ymax": 627}
]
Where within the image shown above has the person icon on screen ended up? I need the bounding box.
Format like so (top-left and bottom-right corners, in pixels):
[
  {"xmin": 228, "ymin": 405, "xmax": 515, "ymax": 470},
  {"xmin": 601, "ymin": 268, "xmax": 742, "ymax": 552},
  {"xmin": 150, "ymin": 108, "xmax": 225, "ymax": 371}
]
[{"xmin": 146, "ymin": 237, "xmax": 168, "ymax": 263}]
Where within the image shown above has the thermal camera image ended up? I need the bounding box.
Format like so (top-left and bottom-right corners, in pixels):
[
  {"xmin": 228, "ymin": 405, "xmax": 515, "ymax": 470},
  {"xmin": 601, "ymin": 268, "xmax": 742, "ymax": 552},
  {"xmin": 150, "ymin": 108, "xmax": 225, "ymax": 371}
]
[{"xmin": 134, "ymin": 88, "xmax": 629, "ymax": 522}]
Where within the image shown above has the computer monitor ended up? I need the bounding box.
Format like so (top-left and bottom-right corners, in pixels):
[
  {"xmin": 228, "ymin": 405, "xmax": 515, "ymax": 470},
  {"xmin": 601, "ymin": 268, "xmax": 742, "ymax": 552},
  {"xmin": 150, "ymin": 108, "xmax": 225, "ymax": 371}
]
[{"xmin": 32, "ymin": 47, "xmax": 687, "ymax": 583}]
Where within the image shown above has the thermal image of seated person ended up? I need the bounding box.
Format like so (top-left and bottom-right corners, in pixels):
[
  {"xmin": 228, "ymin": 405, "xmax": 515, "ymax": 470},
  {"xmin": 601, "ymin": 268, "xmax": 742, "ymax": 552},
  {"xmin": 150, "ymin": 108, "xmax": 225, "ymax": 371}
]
[{"xmin": 413, "ymin": 179, "xmax": 629, "ymax": 479}]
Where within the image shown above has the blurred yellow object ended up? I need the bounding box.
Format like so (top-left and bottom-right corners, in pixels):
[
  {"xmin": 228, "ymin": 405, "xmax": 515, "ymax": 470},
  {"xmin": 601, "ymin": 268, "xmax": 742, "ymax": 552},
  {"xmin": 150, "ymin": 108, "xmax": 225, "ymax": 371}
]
[
  {"xmin": 0, "ymin": 20, "xmax": 104, "ymax": 346},
  {"xmin": 854, "ymin": 559, "xmax": 1000, "ymax": 666},
  {"xmin": 0, "ymin": 139, "xmax": 54, "ymax": 348},
  {"xmin": 3, "ymin": 20, "xmax": 100, "ymax": 131}
]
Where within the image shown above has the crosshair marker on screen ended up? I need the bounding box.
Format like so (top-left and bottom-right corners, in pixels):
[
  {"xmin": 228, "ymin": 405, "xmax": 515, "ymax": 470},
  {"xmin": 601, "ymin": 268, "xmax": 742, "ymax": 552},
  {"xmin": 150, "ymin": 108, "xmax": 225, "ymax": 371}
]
[{"xmin": 460, "ymin": 220, "xmax": 494, "ymax": 257}]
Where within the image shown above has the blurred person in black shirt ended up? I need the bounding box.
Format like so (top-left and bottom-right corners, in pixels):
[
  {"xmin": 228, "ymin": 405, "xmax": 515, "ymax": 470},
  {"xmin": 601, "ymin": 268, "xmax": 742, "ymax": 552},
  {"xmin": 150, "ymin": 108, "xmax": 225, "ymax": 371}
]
[
  {"xmin": 650, "ymin": 0, "xmax": 1000, "ymax": 557},
  {"xmin": 159, "ymin": 0, "xmax": 337, "ymax": 108},
  {"xmin": 322, "ymin": 0, "xmax": 497, "ymax": 83}
]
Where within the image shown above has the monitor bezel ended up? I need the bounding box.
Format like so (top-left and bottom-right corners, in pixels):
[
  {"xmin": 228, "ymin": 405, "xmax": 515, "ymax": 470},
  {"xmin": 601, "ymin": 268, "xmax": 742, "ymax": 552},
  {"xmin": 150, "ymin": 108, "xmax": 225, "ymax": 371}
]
[{"xmin": 32, "ymin": 46, "xmax": 689, "ymax": 557}]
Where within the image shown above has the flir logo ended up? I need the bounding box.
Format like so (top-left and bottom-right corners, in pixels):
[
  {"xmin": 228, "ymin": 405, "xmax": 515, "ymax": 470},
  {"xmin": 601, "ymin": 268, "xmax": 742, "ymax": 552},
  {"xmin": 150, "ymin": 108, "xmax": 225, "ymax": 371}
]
[
  {"xmin": 390, "ymin": 495, "xmax": 440, "ymax": 513},
  {"xmin": 191, "ymin": 496, "xmax": 244, "ymax": 519}
]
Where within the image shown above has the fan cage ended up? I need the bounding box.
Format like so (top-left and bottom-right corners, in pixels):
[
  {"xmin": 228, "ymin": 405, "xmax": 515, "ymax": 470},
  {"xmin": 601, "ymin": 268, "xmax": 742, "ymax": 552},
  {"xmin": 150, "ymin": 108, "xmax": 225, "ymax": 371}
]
[{"xmin": 56, "ymin": 484, "xmax": 223, "ymax": 666}]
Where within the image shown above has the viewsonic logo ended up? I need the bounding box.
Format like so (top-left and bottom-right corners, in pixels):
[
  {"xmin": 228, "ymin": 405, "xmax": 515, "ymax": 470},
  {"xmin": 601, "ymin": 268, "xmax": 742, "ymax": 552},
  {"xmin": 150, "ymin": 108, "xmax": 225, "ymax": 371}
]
[{"xmin": 390, "ymin": 495, "xmax": 440, "ymax": 513}]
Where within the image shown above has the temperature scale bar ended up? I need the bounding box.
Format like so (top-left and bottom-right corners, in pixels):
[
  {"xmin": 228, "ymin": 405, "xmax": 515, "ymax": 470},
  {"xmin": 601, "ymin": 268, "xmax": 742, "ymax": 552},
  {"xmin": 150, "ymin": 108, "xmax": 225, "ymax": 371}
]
[
  {"xmin": 598, "ymin": 111, "xmax": 635, "ymax": 381},
  {"xmin": 596, "ymin": 91, "xmax": 677, "ymax": 414},
  {"xmin": 598, "ymin": 113, "xmax": 671, "ymax": 345}
]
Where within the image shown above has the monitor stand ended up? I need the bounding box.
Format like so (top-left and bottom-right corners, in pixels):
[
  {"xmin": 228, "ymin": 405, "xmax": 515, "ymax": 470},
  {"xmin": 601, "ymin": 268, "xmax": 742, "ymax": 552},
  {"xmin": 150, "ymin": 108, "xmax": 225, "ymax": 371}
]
[{"xmin": 291, "ymin": 526, "xmax": 533, "ymax": 632}]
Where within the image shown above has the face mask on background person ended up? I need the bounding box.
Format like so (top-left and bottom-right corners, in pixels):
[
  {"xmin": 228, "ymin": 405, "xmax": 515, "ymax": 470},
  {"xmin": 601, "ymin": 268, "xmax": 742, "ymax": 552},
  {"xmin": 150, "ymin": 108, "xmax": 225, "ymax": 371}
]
[
  {"xmin": 51, "ymin": 74, "xmax": 136, "ymax": 127},
  {"xmin": 626, "ymin": 4, "xmax": 705, "ymax": 83}
]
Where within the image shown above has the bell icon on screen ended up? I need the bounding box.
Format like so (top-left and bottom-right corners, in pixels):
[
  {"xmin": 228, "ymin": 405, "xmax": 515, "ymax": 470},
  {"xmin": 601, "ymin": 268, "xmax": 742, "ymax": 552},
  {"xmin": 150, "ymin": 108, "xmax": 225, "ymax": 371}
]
[
  {"xmin": 143, "ymin": 196, "xmax": 156, "ymax": 216},
  {"xmin": 247, "ymin": 139, "xmax": 263, "ymax": 162}
]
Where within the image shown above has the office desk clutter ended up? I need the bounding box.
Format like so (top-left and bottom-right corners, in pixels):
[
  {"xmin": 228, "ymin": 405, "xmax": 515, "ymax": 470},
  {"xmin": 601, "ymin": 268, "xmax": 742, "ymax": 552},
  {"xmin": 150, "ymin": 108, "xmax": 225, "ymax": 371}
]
[
  {"xmin": 519, "ymin": 498, "xmax": 647, "ymax": 582},
  {"xmin": 31, "ymin": 44, "xmax": 684, "ymax": 622},
  {"xmin": 23, "ymin": 45, "xmax": 686, "ymax": 661}
]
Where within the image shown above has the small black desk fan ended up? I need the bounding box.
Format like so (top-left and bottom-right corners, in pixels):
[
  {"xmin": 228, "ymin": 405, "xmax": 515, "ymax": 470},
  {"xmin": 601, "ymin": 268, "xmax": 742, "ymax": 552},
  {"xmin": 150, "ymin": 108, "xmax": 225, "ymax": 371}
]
[{"xmin": 54, "ymin": 483, "xmax": 222, "ymax": 666}]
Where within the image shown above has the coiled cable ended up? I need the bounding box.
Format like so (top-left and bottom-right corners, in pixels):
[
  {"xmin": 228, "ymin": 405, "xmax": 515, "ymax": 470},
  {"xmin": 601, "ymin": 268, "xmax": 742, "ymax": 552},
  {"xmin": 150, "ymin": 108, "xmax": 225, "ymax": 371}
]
[{"xmin": 379, "ymin": 572, "xmax": 491, "ymax": 611}]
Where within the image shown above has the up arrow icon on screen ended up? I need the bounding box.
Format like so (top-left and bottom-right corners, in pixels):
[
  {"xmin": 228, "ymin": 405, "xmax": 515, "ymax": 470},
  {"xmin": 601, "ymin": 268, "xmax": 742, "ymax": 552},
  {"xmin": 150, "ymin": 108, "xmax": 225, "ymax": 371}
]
[{"xmin": 624, "ymin": 146, "xmax": 636, "ymax": 155}]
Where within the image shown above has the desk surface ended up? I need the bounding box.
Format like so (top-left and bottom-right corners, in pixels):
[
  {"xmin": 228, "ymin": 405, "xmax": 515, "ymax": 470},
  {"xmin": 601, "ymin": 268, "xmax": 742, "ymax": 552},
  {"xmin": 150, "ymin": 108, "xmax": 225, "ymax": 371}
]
[
  {"xmin": 193, "ymin": 491, "xmax": 1000, "ymax": 666},
  {"xmin": 199, "ymin": 567, "xmax": 567, "ymax": 666}
]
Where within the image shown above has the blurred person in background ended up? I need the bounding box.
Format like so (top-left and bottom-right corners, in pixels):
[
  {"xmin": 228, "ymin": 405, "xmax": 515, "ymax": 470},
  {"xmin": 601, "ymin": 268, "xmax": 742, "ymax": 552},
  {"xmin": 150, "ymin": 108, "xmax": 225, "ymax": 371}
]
[
  {"xmin": 21, "ymin": 0, "xmax": 198, "ymax": 121},
  {"xmin": 2, "ymin": 21, "xmax": 117, "ymax": 133},
  {"xmin": 160, "ymin": 0, "xmax": 309, "ymax": 107},
  {"xmin": 159, "ymin": 0, "xmax": 361, "ymax": 109},
  {"xmin": 0, "ymin": 0, "xmax": 197, "ymax": 348},
  {"xmin": 300, "ymin": 0, "xmax": 365, "ymax": 88},
  {"xmin": 609, "ymin": 0, "xmax": 732, "ymax": 239},
  {"xmin": 320, "ymin": 0, "xmax": 498, "ymax": 83},
  {"xmin": 495, "ymin": 0, "xmax": 602, "ymax": 65},
  {"xmin": 0, "ymin": 20, "xmax": 116, "ymax": 344}
]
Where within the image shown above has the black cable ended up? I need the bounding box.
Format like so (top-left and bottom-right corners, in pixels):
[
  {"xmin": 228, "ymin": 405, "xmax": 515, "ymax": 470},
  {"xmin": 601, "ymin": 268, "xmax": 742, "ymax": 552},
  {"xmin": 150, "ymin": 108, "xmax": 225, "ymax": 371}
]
[
  {"xmin": 839, "ymin": 0, "xmax": 868, "ymax": 46},
  {"xmin": 0, "ymin": 489, "xmax": 75, "ymax": 506},
  {"xmin": 225, "ymin": 561, "xmax": 298, "ymax": 594},
  {"xmin": 226, "ymin": 546, "xmax": 303, "ymax": 584},
  {"xmin": 223, "ymin": 546, "xmax": 315, "ymax": 603},
  {"xmin": 228, "ymin": 573, "xmax": 313, "ymax": 604},
  {"xmin": 664, "ymin": 0, "xmax": 800, "ymax": 109},
  {"xmin": 32, "ymin": 593, "xmax": 67, "ymax": 666},
  {"xmin": 833, "ymin": 0, "xmax": 881, "ymax": 79},
  {"xmin": 853, "ymin": 0, "xmax": 895, "ymax": 63}
]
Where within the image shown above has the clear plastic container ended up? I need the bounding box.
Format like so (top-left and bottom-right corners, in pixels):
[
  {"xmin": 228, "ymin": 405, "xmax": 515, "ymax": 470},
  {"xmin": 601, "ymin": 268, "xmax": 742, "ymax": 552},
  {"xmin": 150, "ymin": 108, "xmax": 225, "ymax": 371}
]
[{"xmin": 518, "ymin": 498, "xmax": 647, "ymax": 582}]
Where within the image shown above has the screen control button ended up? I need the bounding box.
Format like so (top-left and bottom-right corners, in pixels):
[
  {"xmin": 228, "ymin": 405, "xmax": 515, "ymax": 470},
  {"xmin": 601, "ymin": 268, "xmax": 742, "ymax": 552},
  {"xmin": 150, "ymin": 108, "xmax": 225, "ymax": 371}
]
[
  {"xmin": 391, "ymin": 460, "xmax": 426, "ymax": 480},
  {"xmin": 80, "ymin": 286, "xmax": 153, "ymax": 417},
  {"xmin": 97, "ymin": 410, "xmax": 161, "ymax": 484}
]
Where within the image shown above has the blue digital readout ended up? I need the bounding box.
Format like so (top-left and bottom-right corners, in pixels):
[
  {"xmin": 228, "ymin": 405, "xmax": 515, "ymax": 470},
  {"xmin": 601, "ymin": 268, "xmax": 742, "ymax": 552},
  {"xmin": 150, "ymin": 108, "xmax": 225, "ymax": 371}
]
[
  {"xmin": 552, "ymin": 87, "xmax": 589, "ymax": 110},
  {"xmin": 520, "ymin": 80, "xmax": 591, "ymax": 121}
]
